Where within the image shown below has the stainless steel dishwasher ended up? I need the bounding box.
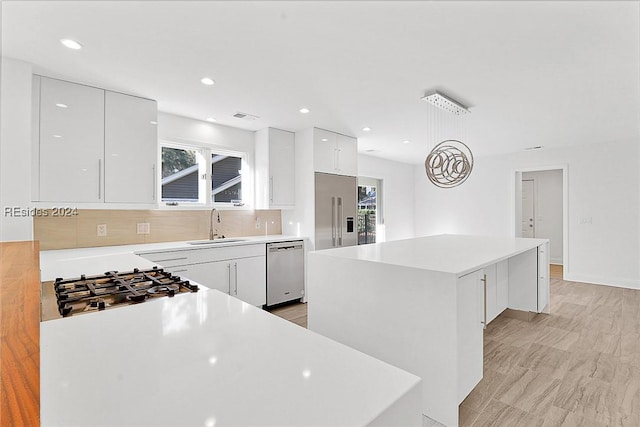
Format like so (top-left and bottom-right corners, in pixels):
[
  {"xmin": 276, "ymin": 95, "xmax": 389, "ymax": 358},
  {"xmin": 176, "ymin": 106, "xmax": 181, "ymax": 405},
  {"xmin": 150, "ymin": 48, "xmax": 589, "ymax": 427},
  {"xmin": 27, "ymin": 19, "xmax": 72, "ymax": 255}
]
[{"xmin": 266, "ymin": 241, "xmax": 304, "ymax": 306}]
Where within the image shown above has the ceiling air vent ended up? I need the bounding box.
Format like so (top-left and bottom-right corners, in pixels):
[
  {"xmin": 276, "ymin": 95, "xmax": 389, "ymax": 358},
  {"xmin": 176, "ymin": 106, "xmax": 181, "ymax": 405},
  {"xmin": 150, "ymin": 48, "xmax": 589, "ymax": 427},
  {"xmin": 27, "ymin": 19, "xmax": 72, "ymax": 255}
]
[{"xmin": 232, "ymin": 111, "xmax": 260, "ymax": 121}]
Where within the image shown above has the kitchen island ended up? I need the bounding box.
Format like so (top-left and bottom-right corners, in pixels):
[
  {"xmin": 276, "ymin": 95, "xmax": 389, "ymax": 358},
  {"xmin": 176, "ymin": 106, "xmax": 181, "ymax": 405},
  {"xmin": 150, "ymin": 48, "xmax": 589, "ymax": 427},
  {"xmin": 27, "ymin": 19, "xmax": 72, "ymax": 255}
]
[
  {"xmin": 307, "ymin": 234, "xmax": 550, "ymax": 427},
  {"xmin": 39, "ymin": 238, "xmax": 422, "ymax": 426}
]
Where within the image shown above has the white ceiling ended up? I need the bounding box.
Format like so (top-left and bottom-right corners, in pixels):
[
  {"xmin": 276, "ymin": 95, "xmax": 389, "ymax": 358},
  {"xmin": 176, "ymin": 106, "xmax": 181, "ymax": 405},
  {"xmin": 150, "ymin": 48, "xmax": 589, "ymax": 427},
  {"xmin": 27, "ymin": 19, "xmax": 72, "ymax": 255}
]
[{"xmin": 3, "ymin": 1, "xmax": 639, "ymax": 164}]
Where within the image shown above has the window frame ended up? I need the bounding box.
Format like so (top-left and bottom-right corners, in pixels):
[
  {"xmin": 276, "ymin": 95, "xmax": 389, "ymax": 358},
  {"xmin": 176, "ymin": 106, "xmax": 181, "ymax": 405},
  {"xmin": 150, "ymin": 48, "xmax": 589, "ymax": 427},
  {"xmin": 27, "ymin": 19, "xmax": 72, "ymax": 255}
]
[{"xmin": 159, "ymin": 139, "xmax": 251, "ymax": 209}]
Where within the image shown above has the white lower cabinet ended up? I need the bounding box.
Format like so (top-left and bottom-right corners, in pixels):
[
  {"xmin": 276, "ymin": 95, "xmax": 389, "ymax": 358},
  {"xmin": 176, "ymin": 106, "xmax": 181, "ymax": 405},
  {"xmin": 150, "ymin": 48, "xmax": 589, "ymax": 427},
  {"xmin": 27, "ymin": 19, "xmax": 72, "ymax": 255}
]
[
  {"xmin": 484, "ymin": 259, "xmax": 509, "ymax": 323},
  {"xmin": 457, "ymin": 269, "xmax": 485, "ymax": 403},
  {"xmin": 138, "ymin": 244, "xmax": 267, "ymax": 307}
]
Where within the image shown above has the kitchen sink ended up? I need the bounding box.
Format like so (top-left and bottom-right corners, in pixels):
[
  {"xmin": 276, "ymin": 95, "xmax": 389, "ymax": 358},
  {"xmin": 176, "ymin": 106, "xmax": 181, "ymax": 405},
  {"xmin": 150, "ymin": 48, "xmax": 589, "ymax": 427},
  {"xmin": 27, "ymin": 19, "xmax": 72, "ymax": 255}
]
[{"xmin": 187, "ymin": 239, "xmax": 246, "ymax": 245}]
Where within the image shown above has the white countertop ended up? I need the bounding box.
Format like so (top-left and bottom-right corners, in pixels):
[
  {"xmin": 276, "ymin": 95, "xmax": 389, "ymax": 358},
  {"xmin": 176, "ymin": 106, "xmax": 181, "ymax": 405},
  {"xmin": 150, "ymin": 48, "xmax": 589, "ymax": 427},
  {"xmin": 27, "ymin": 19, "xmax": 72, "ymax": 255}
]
[
  {"xmin": 41, "ymin": 288, "xmax": 421, "ymax": 426},
  {"xmin": 40, "ymin": 235, "xmax": 303, "ymax": 281},
  {"xmin": 40, "ymin": 235, "xmax": 422, "ymax": 426},
  {"xmin": 312, "ymin": 234, "xmax": 548, "ymax": 276}
]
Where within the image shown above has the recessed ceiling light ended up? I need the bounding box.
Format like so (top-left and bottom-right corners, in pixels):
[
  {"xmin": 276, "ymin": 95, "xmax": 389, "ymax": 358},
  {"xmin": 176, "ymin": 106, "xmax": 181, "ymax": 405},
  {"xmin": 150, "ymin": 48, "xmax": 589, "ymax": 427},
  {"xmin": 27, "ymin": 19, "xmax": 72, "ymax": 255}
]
[
  {"xmin": 321, "ymin": 138, "xmax": 328, "ymax": 142},
  {"xmin": 201, "ymin": 77, "xmax": 215, "ymax": 86},
  {"xmin": 60, "ymin": 39, "xmax": 82, "ymax": 50},
  {"xmin": 149, "ymin": 121, "xmax": 157, "ymax": 125},
  {"xmin": 299, "ymin": 108, "xmax": 310, "ymax": 114},
  {"xmin": 402, "ymin": 140, "xmax": 410, "ymax": 144},
  {"xmin": 362, "ymin": 127, "xmax": 371, "ymax": 132},
  {"xmin": 52, "ymin": 134, "xmax": 62, "ymax": 138},
  {"xmin": 206, "ymin": 117, "xmax": 217, "ymax": 123},
  {"xmin": 55, "ymin": 103, "xmax": 68, "ymax": 108}
]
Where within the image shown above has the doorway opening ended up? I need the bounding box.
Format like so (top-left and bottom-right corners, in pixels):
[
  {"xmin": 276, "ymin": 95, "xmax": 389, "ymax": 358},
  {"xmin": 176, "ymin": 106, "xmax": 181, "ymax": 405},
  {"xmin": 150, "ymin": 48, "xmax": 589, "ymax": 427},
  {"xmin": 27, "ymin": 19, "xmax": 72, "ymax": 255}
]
[
  {"xmin": 514, "ymin": 166, "xmax": 568, "ymax": 279},
  {"xmin": 357, "ymin": 177, "xmax": 383, "ymax": 245}
]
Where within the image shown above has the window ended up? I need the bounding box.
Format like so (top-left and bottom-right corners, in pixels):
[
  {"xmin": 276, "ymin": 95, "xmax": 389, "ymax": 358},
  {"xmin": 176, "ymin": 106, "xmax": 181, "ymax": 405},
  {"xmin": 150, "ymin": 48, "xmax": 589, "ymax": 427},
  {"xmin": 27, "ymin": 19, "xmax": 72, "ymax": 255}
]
[
  {"xmin": 357, "ymin": 177, "xmax": 384, "ymax": 244},
  {"xmin": 160, "ymin": 143, "xmax": 247, "ymax": 206},
  {"xmin": 211, "ymin": 153, "xmax": 242, "ymax": 203},
  {"xmin": 161, "ymin": 146, "xmax": 201, "ymax": 202}
]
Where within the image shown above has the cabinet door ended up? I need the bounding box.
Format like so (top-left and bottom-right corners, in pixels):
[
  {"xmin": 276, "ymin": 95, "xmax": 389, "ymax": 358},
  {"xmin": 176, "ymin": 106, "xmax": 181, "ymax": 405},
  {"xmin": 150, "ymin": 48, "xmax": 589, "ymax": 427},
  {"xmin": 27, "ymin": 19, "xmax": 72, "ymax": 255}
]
[
  {"xmin": 233, "ymin": 256, "xmax": 266, "ymax": 306},
  {"xmin": 173, "ymin": 261, "xmax": 231, "ymax": 295},
  {"xmin": 269, "ymin": 128, "xmax": 295, "ymax": 206},
  {"xmin": 508, "ymin": 248, "xmax": 538, "ymax": 312},
  {"xmin": 457, "ymin": 269, "xmax": 484, "ymax": 403},
  {"xmin": 484, "ymin": 263, "xmax": 498, "ymax": 322},
  {"xmin": 537, "ymin": 243, "xmax": 550, "ymax": 312},
  {"xmin": 496, "ymin": 259, "xmax": 509, "ymax": 315},
  {"xmin": 313, "ymin": 128, "xmax": 337, "ymax": 174},
  {"xmin": 105, "ymin": 92, "xmax": 158, "ymax": 203},
  {"xmin": 336, "ymin": 134, "xmax": 358, "ymax": 176},
  {"xmin": 39, "ymin": 77, "xmax": 104, "ymax": 202}
]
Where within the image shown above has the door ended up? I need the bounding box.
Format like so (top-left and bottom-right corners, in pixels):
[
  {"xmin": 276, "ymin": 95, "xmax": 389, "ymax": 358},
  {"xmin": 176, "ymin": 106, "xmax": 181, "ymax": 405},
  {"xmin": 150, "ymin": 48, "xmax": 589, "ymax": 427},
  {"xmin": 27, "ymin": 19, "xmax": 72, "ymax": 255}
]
[
  {"xmin": 234, "ymin": 256, "xmax": 266, "ymax": 306},
  {"xmin": 357, "ymin": 178, "xmax": 380, "ymax": 245},
  {"xmin": 522, "ymin": 179, "xmax": 535, "ymax": 237},
  {"xmin": 338, "ymin": 175, "xmax": 357, "ymax": 247},
  {"xmin": 104, "ymin": 92, "xmax": 157, "ymax": 203},
  {"xmin": 39, "ymin": 77, "xmax": 104, "ymax": 202}
]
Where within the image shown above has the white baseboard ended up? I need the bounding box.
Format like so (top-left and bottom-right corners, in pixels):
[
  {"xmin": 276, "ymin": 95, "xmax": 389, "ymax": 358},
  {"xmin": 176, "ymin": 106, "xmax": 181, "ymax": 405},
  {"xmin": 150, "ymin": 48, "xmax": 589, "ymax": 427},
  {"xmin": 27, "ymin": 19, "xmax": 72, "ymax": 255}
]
[
  {"xmin": 550, "ymin": 259, "xmax": 563, "ymax": 265},
  {"xmin": 563, "ymin": 273, "xmax": 640, "ymax": 290}
]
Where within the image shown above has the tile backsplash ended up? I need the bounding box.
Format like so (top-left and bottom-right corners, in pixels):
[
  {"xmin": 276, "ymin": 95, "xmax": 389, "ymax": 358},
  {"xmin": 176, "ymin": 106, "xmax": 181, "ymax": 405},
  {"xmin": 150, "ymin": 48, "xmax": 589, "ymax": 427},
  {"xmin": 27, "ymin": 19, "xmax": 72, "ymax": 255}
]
[{"xmin": 34, "ymin": 209, "xmax": 282, "ymax": 250}]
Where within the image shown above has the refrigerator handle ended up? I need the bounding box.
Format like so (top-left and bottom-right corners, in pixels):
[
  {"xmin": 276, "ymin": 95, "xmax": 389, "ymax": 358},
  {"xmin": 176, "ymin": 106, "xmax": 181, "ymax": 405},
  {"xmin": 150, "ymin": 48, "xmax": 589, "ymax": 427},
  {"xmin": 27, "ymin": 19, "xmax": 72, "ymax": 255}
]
[
  {"xmin": 338, "ymin": 197, "xmax": 343, "ymax": 246},
  {"xmin": 331, "ymin": 196, "xmax": 336, "ymax": 247}
]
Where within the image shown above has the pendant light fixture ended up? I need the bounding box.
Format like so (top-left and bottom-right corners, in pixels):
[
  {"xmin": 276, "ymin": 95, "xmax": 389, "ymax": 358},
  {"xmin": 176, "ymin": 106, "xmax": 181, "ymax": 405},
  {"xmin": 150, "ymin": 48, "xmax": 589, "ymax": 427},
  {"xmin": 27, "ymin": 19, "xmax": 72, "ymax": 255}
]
[{"xmin": 422, "ymin": 91, "xmax": 473, "ymax": 188}]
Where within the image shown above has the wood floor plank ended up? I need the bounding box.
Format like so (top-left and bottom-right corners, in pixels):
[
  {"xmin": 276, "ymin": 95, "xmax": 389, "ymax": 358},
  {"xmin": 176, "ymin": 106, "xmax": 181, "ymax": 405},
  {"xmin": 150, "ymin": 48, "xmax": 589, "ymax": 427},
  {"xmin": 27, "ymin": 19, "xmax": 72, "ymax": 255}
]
[{"xmin": 270, "ymin": 276, "xmax": 640, "ymax": 427}]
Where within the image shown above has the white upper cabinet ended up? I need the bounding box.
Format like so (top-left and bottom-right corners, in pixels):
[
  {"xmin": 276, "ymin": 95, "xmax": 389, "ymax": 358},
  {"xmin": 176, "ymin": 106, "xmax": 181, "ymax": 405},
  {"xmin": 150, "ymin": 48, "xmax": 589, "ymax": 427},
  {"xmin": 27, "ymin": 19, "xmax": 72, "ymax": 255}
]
[
  {"xmin": 313, "ymin": 128, "xmax": 357, "ymax": 176},
  {"xmin": 104, "ymin": 91, "xmax": 157, "ymax": 203},
  {"xmin": 34, "ymin": 76, "xmax": 157, "ymax": 205},
  {"xmin": 255, "ymin": 128, "xmax": 295, "ymax": 209},
  {"xmin": 38, "ymin": 77, "xmax": 105, "ymax": 202}
]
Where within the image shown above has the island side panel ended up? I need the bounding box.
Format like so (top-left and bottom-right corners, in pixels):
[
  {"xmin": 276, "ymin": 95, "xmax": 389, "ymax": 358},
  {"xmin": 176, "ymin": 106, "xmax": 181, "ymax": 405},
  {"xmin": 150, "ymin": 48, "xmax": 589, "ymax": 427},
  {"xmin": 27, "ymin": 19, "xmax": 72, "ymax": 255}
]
[{"xmin": 307, "ymin": 252, "xmax": 459, "ymax": 426}]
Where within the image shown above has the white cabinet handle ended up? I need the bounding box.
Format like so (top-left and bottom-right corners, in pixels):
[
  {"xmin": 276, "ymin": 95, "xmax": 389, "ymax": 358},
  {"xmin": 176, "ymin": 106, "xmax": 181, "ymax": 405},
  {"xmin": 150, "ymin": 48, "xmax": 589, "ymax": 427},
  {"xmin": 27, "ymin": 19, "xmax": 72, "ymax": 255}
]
[
  {"xmin": 152, "ymin": 164, "xmax": 156, "ymax": 201},
  {"xmin": 269, "ymin": 176, "xmax": 274, "ymax": 203},
  {"xmin": 481, "ymin": 274, "xmax": 487, "ymax": 329},
  {"xmin": 227, "ymin": 263, "xmax": 231, "ymax": 295},
  {"xmin": 152, "ymin": 256, "xmax": 188, "ymax": 263},
  {"xmin": 234, "ymin": 262, "xmax": 238, "ymax": 295},
  {"xmin": 98, "ymin": 159, "xmax": 102, "ymax": 199},
  {"xmin": 336, "ymin": 148, "xmax": 341, "ymax": 171}
]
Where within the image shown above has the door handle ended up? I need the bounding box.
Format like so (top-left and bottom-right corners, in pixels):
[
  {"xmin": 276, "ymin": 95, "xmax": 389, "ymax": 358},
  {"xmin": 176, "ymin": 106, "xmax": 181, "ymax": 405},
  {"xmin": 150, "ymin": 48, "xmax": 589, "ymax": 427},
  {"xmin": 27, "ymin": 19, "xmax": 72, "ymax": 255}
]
[
  {"xmin": 338, "ymin": 197, "xmax": 343, "ymax": 245},
  {"xmin": 481, "ymin": 274, "xmax": 487, "ymax": 329},
  {"xmin": 331, "ymin": 196, "xmax": 336, "ymax": 246}
]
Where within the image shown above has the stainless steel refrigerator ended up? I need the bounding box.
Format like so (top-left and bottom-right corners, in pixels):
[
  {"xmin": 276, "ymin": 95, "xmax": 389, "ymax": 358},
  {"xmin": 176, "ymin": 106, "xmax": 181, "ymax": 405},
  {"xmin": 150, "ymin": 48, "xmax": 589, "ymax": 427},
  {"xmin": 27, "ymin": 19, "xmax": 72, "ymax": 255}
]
[{"xmin": 314, "ymin": 172, "xmax": 357, "ymax": 250}]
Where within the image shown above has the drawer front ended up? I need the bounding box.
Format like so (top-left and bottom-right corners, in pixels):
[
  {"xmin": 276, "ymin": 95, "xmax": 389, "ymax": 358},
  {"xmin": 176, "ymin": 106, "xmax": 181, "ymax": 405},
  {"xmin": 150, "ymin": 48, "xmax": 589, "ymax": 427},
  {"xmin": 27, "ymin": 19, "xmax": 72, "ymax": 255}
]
[{"xmin": 138, "ymin": 243, "xmax": 266, "ymax": 267}]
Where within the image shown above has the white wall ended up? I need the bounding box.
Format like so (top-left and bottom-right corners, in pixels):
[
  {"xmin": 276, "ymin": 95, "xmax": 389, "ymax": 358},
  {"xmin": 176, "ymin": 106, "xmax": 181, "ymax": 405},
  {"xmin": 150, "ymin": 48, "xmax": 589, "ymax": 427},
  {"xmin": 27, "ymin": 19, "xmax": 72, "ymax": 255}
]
[
  {"xmin": 0, "ymin": 58, "xmax": 34, "ymax": 241},
  {"xmin": 522, "ymin": 170, "xmax": 563, "ymax": 264},
  {"xmin": 358, "ymin": 154, "xmax": 415, "ymax": 242},
  {"xmin": 414, "ymin": 140, "xmax": 640, "ymax": 289},
  {"xmin": 157, "ymin": 112, "xmax": 254, "ymax": 154}
]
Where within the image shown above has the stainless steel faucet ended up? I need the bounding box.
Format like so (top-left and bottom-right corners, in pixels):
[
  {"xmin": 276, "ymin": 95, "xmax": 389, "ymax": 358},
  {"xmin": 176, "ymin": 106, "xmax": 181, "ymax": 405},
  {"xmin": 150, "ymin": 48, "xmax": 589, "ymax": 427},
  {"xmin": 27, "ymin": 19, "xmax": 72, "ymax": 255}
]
[{"xmin": 209, "ymin": 208, "xmax": 220, "ymax": 240}]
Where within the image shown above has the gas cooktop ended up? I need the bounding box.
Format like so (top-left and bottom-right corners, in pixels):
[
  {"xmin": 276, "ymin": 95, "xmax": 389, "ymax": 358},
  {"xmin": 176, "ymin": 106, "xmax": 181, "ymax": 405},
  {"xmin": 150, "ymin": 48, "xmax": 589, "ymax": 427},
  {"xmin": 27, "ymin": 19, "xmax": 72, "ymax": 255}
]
[{"xmin": 41, "ymin": 267, "xmax": 198, "ymax": 321}]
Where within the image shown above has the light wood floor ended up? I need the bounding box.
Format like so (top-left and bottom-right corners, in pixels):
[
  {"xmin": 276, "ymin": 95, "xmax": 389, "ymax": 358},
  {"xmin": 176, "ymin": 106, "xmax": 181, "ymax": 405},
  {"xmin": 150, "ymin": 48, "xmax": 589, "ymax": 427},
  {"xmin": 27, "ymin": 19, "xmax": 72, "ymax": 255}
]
[{"xmin": 269, "ymin": 266, "xmax": 640, "ymax": 427}]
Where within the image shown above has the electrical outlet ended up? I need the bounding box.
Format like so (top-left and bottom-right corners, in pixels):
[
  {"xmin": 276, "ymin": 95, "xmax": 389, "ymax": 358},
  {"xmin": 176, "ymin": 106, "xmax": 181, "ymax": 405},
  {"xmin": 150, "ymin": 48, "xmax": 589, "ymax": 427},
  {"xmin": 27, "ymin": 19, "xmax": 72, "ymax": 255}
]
[
  {"xmin": 97, "ymin": 224, "xmax": 107, "ymax": 237},
  {"xmin": 255, "ymin": 217, "xmax": 261, "ymax": 229},
  {"xmin": 137, "ymin": 223, "xmax": 150, "ymax": 235}
]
